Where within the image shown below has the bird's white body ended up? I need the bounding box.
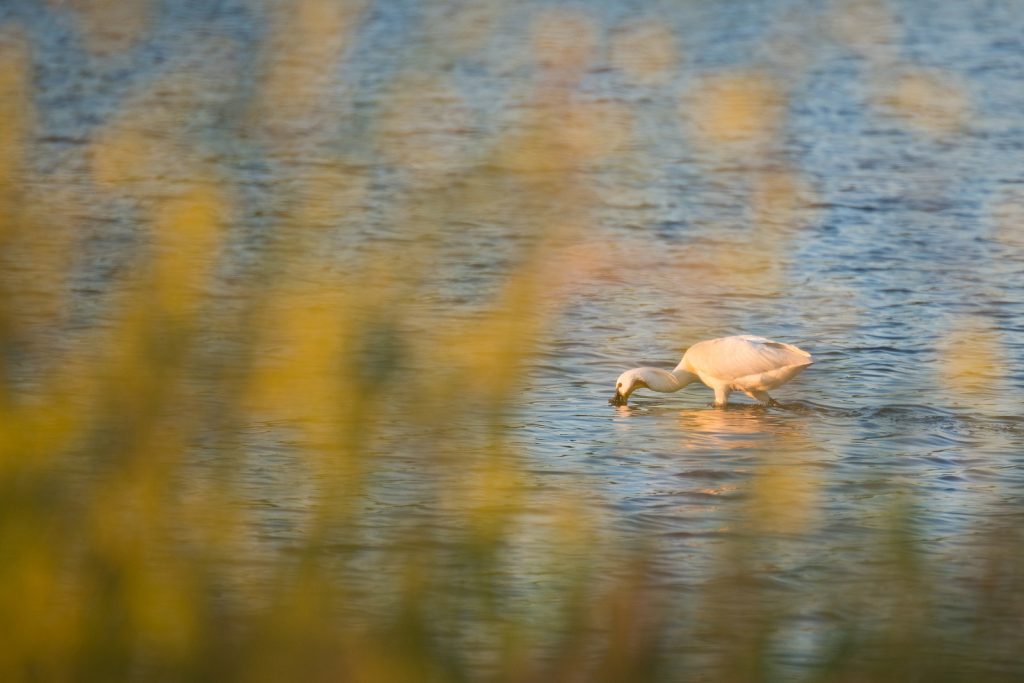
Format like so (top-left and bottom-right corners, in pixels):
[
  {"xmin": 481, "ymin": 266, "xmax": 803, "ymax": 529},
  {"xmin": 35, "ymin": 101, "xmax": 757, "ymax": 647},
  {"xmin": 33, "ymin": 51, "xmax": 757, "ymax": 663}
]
[{"xmin": 611, "ymin": 335, "xmax": 812, "ymax": 407}]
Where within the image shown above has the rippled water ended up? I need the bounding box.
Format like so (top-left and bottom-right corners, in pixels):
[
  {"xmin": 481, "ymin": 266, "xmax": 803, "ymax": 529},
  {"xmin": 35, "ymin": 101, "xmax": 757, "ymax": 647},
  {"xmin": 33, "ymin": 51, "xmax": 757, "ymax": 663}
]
[{"xmin": 6, "ymin": 0, "xmax": 1024, "ymax": 675}]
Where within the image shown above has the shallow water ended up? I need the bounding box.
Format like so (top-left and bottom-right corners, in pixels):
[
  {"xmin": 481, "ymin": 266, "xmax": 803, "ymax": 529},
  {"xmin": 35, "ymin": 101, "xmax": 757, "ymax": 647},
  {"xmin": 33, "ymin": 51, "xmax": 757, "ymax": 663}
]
[{"xmin": 5, "ymin": 0, "xmax": 1024, "ymax": 675}]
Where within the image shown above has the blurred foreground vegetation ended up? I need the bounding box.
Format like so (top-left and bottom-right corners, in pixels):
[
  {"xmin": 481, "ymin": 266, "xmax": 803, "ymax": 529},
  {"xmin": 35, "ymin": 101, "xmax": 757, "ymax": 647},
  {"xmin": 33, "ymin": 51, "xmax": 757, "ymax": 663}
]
[{"xmin": 0, "ymin": 0, "xmax": 1023, "ymax": 680}]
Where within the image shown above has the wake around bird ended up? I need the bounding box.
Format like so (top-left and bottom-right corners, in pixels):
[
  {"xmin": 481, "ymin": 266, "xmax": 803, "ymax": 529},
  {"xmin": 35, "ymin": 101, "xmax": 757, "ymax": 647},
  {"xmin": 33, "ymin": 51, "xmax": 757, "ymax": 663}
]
[{"xmin": 610, "ymin": 335, "xmax": 812, "ymax": 407}]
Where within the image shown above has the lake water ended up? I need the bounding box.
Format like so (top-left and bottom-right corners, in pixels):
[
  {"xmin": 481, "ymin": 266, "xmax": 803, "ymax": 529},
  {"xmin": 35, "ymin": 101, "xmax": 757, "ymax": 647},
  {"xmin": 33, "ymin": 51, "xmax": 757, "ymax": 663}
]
[{"xmin": 5, "ymin": 0, "xmax": 1024, "ymax": 677}]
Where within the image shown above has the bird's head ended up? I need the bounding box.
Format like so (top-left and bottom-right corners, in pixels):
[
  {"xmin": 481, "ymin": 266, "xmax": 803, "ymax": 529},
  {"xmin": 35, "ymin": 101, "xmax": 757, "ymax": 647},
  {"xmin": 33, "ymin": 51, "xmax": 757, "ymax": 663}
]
[{"xmin": 609, "ymin": 369, "xmax": 646, "ymax": 406}]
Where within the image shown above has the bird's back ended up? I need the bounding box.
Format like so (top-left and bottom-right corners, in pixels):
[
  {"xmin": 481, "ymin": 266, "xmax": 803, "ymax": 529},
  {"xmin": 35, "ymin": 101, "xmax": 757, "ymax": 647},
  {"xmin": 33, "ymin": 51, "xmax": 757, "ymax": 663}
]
[{"xmin": 679, "ymin": 335, "xmax": 812, "ymax": 385}]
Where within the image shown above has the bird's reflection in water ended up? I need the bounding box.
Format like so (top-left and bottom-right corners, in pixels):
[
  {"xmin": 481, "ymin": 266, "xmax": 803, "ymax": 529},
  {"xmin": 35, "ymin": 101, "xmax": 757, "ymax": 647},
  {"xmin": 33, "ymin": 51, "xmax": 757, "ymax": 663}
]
[
  {"xmin": 674, "ymin": 403, "xmax": 810, "ymax": 451},
  {"xmin": 674, "ymin": 405, "xmax": 822, "ymax": 534}
]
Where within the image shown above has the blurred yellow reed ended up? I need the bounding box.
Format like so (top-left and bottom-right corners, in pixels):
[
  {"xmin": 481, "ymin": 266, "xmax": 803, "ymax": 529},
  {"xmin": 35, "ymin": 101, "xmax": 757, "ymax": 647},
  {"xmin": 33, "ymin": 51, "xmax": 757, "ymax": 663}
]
[
  {"xmin": 62, "ymin": 0, "xmax": 151, "ymax": 55},
  {"xmin": 91, "ymin": 71, "xmax": 205, "ymax": 189},
  {"xmin": 876, "ymin": 67, "xmax": 972, "ymax": 137},
  {"xmin": 150, "ymin": 187, "xmax": 226, "ymax": 321},
  {"xmin": 991, "ymin": 188, "xmax": 1024, "ymax": 249},
  {"xmin": 496, "ymin": 100, "xmax": 631, "ymax": 173},
  {"xmin": 377, "ymin": 74, "xmax": 475, "ymax": 174},
  {"xmin": 749, "ymin": 168, "xmax": 817, "ymax": 232},
  {"xmin": 748, "ymin": 454, "xmax": 821, "ymax": 535},
  {"xmin": 610, "ymin": 19, "xmax": 679, "ymax": 85},
  {"xmin": 91, "ymin": 124, "xmax": 152, "ymax": 188},
  {"xmin": 529, "ymin": 8, "xmax": 598, "ymax": 80},
  {"xmin": 683, "ymin": 71, "xmax": 785, "ymax": 150},
  {"xmin": 0, "ymin": 31, "xmax": 30, "ymax": 191},
  {"xmin": 427, "ymin": 0, "xmax": 505, "ymax": 59},
  {"xmin": 828, "ymin": 0, "xmax": 902, "ymax": 61},
  {"xmin": 939, "ymin": 318, "xmax": 1005, "ymax": 398},
  {"xmin": 0, "ymin": 38, "xmax": 80, "ymax": 355},
  {"xmin": 254, "ymin": 0, "xmax": 368, "ymax": 136},
  {"xmin": 244, "ymin": 270, "xmax": 351, "ymax": 436}
]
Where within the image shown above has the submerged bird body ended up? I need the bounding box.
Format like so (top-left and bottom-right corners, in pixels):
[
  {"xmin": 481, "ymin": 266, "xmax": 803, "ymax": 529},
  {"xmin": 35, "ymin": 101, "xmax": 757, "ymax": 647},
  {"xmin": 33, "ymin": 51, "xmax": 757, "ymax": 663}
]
[{"xmin": 610, "ymin": 335, "xmax": 812, "ymax": 407}]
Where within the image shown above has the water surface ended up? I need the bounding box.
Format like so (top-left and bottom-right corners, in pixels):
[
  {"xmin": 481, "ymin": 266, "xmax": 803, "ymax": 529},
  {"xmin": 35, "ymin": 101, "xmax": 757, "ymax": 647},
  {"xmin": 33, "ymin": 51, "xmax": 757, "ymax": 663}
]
[{"xmin": 4, "ymin": 0, "xmax": 1024, "ymax": 676}]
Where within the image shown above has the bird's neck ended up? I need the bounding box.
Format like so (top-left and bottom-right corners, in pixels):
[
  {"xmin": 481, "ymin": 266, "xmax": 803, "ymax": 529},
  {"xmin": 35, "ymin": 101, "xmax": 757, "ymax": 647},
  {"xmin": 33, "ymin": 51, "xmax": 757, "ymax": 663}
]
[{"xmin": 637, "ymin": 367, "xmax": 698, "ymax": 393}]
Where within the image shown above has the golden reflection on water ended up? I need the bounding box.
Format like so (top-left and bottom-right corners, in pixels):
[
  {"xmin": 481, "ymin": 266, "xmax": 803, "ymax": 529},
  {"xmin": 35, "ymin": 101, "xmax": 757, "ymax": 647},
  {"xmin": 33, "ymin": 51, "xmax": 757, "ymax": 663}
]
[
  {"xmin": 429, "ymin": 1, "xmax": 505, "ymax": 59},
  {"xmin": 378, "ymin": 75, "xmax": 475, "ymax": 174},
  {"xmin": 663, "ymin": 407, "xmax": 821, "ymax": 534},
  {"xmin": 529, "ymin": 8, "xmax": 598, "ymax": 80},
  {"xmin": 991, "ymin": 188, "xmax": 1024, "ymax": 249},
  {"xmin": 683, "ymin": 71, "xmax": 785, "ymax": 151},
  {"xmin": 245, "ymin": 274, "xmax": 350, "ymax": 428},
  {"xmin": 875, "ymin": 67, "xmax": 972, "ymax": 137},
  {"xmin": 496, "ymin": 99, "xmax": 632, "ymax": 173},
  {"xmin": 149, "ymin": 187, "xmax": 227, "ymax": 321},
  {"xmin": 749, "ymin": 169, "xmax": 818, "ymax": 233},
  {"xmin": 0, "ymin": 31, "xmax": 29, "ymax": 188},
  {"xmin": 828, "ymin": 0, "xmax": 902, "ymax": 61},
  {"xmin": 610, "ymin": 19, "xmax": 679, "ymax": 85},
  {"xmin": 939, "ymin": 318, "xmax": 1006, "ymax": 400},
  {"xmin": 748, "ymin": 451, "xmax": 821, "ymax": 535},
  {"xmin": 62, "ymin": 0, "xmax": 151, "ymax": 55},
  {"xmin": 288, "ymin": 165, "xmax": 370, "ymax": 235},
  {"xmin": 254, "ymin": 0, "xmax": 367, "ymax": 138},
  {"xmin": 676, "ymin": 405, "xmax": 812, "ymax": 452}
]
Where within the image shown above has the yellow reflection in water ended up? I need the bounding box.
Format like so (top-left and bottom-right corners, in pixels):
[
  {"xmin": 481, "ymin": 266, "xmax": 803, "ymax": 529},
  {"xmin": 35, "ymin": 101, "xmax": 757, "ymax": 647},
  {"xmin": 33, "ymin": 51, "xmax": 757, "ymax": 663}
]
[
  {"xmin": 747, "ymin": 452, "xmax": 821, "ymax": 535},
  {"xmin": 677, "ymin": 407, "xmax": 772, "ymax": 449},
  {"xmin": 875, "ymin": 67, "xmax": 971, "ymax": 137},
  {"xmin": 676, "ymin": 406, "xmax": 809, "ymax": 451},
  {"xmin": 683, "ymin": 71, "xmax": 785, "ymax": 149},
  {"xmin": 377, "ymin": 74, "xmax": 474, "ymax": 174},
  {"xmin": 91, "ymin": 124, "xmax": 152, "ymax": 187},
  {"xmin": 0, "ymin": 31, "xmax": 30, "ymax": 188},
  {"xmin": 989, "ymin": 188, "xmax": 1024, "ymax": 249},
  {"xmin": 288, "ymin": 165, "xmax": 370, "ymax": 235},
  {"xmin": 63, "ymin": 0, "xmax": 151, "ymax": 55},
  {"xmin": 939, "ymin": 318, "xmax": 1005, "ymax": 399},
  {"xmin": 828, "ymin": 0, "xmax": 902, "ymax": 63},
  {"xmin": 497, "ymin": 100, "xmax": 632, "ymax": 173},
  {"xmin": 610, "ymin": 19, "xmax": 679, "ymax": 85},
  {"xmin": 150, "ymin": 187, "xmax": 226, "ymax": 321},
  {"xmin": 677, "ymin": 408, "xmax": 819, "ymax": 533},
  {"xmin": 255, "ymin": 0, "xmax": 367, "ymax": 136},
  {"xmin": 245, "ymin": 271, "xmax": 351, "ymax": 435},
  {"xmin": 445, "ymin": 451, "xmax": 526, "ymax": 543},
  {"xmin": 91, "ymin": 68, "xmax": 214, "ymax": 188},
  {"xmin": 749, "ymin": 168, "xmax": 817, "ymax": 232},
  {"xmin": 0, "ymin": 36, "xmax": 74, "ymax": 346},
  {"xmin": 529, "ymin": 8, "xmax": 597, "ymax": 79}
]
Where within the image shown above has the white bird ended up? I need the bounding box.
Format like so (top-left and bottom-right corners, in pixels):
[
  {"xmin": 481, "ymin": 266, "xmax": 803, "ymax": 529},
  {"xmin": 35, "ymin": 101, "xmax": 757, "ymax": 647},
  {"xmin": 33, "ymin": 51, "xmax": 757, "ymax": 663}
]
[{"xmin": 610, "ymin": 335, "xmax": 812, "ymax": 407}]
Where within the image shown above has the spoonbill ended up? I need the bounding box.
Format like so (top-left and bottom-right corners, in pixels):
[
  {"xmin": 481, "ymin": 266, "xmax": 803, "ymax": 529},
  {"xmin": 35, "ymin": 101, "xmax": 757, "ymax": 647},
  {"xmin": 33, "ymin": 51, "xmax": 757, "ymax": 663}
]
[{"xmin": 610, "ymin": 335, "xmax": 812, "ymax": 407}]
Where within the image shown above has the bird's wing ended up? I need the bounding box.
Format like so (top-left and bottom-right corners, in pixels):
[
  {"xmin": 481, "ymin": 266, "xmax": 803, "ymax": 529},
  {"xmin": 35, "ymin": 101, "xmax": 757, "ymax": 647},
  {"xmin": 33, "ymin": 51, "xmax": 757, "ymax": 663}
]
[{"xmin": 683, "ymin": 336, "xmax": 812, "ymax": 383}]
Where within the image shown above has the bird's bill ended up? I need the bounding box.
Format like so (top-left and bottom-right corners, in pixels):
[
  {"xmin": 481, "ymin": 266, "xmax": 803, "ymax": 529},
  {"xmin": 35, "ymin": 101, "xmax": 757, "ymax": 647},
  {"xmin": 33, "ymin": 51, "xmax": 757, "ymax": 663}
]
[{"xmin": 609, "ymin": 391, "xmax": 628, "ymax": 406}]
